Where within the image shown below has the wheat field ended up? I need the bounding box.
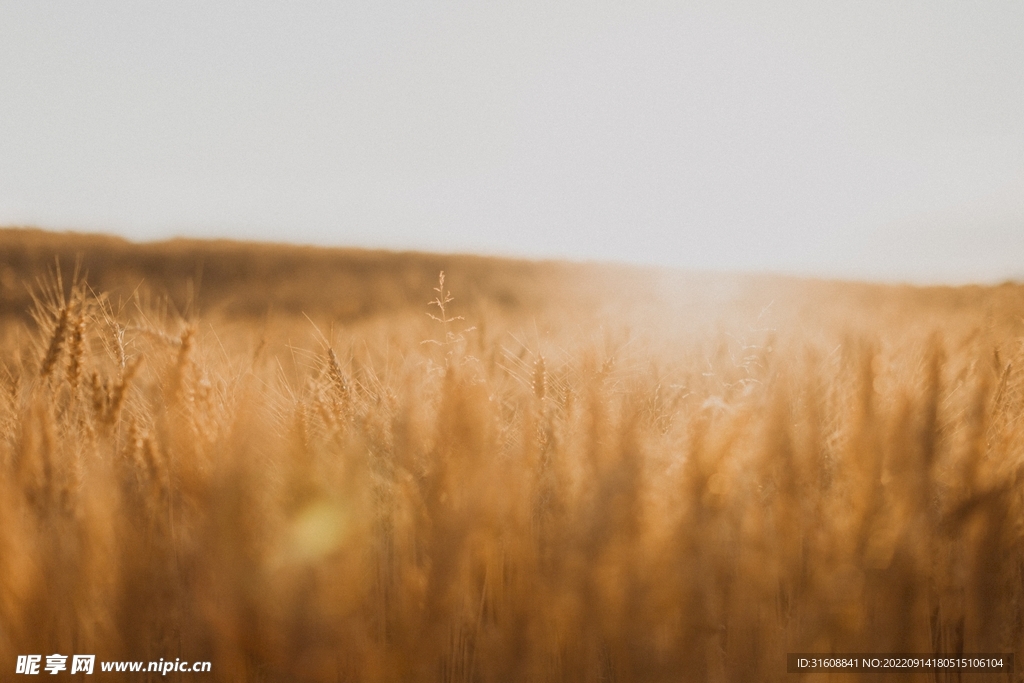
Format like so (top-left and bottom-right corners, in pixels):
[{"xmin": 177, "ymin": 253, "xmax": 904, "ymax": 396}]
[{"xmin": 1, "ymin": 229, "xmax": 1022, "ymax": 681}]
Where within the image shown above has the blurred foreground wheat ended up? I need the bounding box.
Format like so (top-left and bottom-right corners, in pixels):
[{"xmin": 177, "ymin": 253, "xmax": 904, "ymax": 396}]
[{"xmin": 0, "ymin": 267, "xmax": 1022, "ymax": 682}]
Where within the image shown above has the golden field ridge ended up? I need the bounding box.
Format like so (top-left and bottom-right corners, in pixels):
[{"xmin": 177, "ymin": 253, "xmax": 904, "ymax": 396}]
[{"xmin": 1, "ymin": 228, "xmax": 1023, "ymax": 681}]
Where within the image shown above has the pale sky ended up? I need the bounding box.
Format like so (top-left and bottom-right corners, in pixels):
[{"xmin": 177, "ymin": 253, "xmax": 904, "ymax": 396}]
[{"xmin": 1, "ymin": 1, "xmax": 1022, "ymax": 283}]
